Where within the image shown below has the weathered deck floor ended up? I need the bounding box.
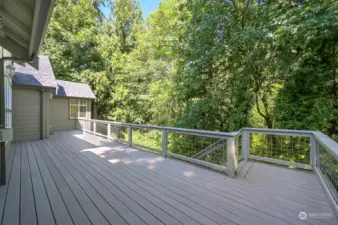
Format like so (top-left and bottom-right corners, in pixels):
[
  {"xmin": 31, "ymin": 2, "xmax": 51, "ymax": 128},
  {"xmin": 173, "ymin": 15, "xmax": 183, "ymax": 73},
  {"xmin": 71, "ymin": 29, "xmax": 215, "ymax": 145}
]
[{"xmin": 0, "ymin": 130, "xmax": 336, "ymax": 225}]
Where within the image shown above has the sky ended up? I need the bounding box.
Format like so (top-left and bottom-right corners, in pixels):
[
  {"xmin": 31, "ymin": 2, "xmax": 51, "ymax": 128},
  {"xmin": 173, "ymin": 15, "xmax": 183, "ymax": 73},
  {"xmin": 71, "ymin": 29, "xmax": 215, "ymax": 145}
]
[
  {"xmin": 100, "ymin": 0, "xmax": 162, "ymax": 19},
  {"xmin": 139, "ymin": 0, "xmax": 162, "ymax": 18}
]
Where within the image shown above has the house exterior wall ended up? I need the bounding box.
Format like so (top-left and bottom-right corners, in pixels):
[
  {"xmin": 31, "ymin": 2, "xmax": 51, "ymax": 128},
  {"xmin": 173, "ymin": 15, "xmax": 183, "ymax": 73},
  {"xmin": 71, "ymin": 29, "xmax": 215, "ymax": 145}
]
[
  {"xmin": 13, "ymin": 87, "xmax": 40, "ymax": 141},
  {"xmin": 50, "ymin": 97, "xmax": 92, "ymax": 132},
  {"xmin": 12, "ymin": 86, "xmax": 50, "ymax": 141}
]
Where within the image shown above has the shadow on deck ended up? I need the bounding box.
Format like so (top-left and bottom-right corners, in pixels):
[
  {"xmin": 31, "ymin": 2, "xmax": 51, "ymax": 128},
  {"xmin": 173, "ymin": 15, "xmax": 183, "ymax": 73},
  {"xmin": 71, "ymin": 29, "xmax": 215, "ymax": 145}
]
[{"xmin": 0, "ymin": 130, "xmax": 336, "ymax": 225}]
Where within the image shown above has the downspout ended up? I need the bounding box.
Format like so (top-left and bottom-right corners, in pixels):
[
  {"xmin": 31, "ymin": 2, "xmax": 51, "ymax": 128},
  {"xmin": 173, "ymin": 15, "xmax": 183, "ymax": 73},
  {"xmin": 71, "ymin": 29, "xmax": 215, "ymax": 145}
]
[{"xmin": 40, "ymin": 90, "xmax": 44, "ymax": 140}]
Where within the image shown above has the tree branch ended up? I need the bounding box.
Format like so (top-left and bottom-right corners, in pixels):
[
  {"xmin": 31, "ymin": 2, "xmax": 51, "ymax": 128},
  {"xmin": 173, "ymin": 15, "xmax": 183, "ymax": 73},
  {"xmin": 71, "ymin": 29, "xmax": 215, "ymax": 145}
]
[{"xmin": 255, "ymin": 93, "xmax": 268, "ymax": 120}]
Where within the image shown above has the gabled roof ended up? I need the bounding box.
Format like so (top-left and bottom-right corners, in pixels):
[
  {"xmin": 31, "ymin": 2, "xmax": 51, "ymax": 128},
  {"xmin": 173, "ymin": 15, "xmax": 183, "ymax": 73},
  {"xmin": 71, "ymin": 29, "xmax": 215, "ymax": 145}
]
[
  {"xmin": 53, "ymin": 80, "xmax": 96, "ymax": 99},
  {"xmin": 13, "ymin": 55, "xmax": 96, "ymax": 99},
  {"xmin": 13, "ymin": 55, "xmax": 57, "ymax": 88}
]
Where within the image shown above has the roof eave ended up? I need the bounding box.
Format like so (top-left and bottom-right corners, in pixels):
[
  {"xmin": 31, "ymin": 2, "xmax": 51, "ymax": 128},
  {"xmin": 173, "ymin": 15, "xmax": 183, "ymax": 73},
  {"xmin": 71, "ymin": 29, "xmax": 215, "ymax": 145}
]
[
  {"xmin": 13, "ymin": 83, "xmax": 56, "ymax": 90},
  {"xmin": 0, "ymin": 0, "xmax": 55, "ymax": 62},
  {"xmin": 53, "ymin": 95, "xmax": 96, "ymax": 100},
  {"xmin": 28, "ymin": 0, "xmax": 54, "ymax": 62}
]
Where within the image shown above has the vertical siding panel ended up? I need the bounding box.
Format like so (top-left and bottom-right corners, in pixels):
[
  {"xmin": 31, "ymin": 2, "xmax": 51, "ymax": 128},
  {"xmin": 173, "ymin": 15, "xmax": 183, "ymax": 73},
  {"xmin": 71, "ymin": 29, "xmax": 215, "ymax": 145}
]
[{"xmin": 12, "ymin": 88, "xmax": 41, "ymax": 141}]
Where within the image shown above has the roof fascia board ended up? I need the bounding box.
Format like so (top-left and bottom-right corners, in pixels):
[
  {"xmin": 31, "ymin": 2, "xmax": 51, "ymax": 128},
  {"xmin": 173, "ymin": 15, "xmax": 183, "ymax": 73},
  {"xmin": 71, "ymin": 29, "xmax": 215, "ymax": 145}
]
[
  {"xmin": 52, "ymin": 96, "xmax": 95, "ymax": 100},
  {"xmin": 29, "ymin": 0, "xmax": 54, "ymax": 60}
]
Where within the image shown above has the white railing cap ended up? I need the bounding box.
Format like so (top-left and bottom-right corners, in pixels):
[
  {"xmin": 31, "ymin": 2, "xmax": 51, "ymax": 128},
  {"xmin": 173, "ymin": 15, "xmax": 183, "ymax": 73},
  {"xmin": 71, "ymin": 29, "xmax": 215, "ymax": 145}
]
[
  {"xmin": 78, "ymin": 118, "xmax": 236, "ymax": 138},
  {"xmin": 243, "ymin": 128, "xmax": 313, "ymax": 136},
  {"xmin": 312, "ymin": 131, "xmax": 338, "ymax": 160},
  {"xmin": 78, "ymin": 119, "xmax": 338, "ymax": 158}
]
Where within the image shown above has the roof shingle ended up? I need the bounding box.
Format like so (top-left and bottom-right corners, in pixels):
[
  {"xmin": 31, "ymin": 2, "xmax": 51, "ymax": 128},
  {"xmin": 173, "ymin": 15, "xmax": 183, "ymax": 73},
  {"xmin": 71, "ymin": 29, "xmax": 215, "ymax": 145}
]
[
  {"xmin": 13, "ymin": 56, "xmax": 96, "ymax": 99},
  {"xmin": 53, "ymin": 80, "xmax": 96, "ymax": 99},
  {"xmin": 13, "ymin": 56, "xmax": 57, "ymax": 88}
]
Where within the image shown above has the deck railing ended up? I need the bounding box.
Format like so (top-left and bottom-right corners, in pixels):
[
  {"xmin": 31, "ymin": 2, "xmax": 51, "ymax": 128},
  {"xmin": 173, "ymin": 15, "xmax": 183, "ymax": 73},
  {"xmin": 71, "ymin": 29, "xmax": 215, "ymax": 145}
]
[
  {"xmin": 77, "ymin": 119, "xmax": 238, "ymax": 176},
  {"xmin": 243, "ymin": 128, "xmax": 314, "ymax": 170},
  {"xmin": 312, "ymin": 131, "xmax": 338, "ymax": 215},
  {"xmin": 77, "ymin": 119, "xmax": 338, "ymax": 216}
]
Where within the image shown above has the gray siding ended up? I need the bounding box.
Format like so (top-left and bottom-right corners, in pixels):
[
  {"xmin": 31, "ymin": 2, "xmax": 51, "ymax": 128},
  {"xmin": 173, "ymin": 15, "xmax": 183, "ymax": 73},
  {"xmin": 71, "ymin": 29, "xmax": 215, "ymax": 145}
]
[
  {"xmin": 50, "ymin": 98, "xmax": 91, "ymax": 132},
  {"xmin": 13, "ymin": 87, "xmax": 50, "ymax": 141},
  {"xmin": 13, "ymin": 87, "xmax": 41, "ymax": 141}
]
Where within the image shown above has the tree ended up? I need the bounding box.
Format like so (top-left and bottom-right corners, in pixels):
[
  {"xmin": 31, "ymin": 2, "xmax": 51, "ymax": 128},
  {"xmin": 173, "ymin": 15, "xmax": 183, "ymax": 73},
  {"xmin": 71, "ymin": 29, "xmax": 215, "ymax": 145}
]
[
  {"xmin": 42, "ymin": 0, "xmax": 338, "ymax": 141},
  {"xmin": 41, "ymin": 0, "xmax": 111, "ymax": 118}
]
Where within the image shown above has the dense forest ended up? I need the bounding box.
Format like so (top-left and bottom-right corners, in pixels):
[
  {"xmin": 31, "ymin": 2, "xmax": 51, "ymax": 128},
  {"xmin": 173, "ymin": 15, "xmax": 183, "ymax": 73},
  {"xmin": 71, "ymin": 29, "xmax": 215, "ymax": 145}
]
[{"xmin": 41, "ymin": 0, "xmax": 338, "ymax": 141}]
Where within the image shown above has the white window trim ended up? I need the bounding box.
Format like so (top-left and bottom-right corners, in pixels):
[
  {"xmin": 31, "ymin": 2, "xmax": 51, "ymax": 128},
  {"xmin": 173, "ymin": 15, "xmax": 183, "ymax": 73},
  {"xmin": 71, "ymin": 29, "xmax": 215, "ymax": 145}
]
[{"xmin": 69, "ymin": 99, "xmax": 88, "ymax": 119}]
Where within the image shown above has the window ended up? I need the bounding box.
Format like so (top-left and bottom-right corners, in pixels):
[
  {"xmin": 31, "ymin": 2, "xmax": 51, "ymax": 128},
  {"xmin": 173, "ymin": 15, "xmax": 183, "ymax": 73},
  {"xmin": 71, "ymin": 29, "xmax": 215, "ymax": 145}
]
[{"xmin": 70, "ymin": 99, "xmax": 88, "ymax": 119}]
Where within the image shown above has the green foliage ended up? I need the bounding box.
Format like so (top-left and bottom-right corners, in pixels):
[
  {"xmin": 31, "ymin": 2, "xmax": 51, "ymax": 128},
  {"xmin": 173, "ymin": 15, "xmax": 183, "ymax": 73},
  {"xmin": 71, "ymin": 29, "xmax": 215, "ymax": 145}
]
[{"xmin": 42, "ymin": 0, "xmax": 338, "ymax": 143}]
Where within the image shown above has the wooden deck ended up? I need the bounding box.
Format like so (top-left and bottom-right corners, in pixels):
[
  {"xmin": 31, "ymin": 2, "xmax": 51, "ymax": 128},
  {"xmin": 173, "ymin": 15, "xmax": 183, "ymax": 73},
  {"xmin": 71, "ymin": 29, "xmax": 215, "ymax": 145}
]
[{"xmin": 0, "ymin": 130, "xmax": 336, "ymax": 225}]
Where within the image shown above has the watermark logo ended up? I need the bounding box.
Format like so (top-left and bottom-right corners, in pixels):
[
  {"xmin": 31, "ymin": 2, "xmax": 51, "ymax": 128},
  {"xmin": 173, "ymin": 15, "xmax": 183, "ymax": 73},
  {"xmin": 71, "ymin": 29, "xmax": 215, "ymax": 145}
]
[
  {"xmin": 299, "ymin": 212, "xmax": 307, "ymax": 220},
  {"xmin": 299, "ymin": 212, "xmax": 333, "ymax": 220}
]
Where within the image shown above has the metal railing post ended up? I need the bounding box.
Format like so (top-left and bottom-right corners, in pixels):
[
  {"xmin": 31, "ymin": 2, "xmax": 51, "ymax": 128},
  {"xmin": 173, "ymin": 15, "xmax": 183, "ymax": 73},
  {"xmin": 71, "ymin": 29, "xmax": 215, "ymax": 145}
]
[
  {"xmin": 128, "ymin": 125, "xmax": 132, "ymax": 146},
  {"xmin": 316, "ymin": 142, "xmax": 320, "ymax": 167},
  {"xmin": 227, "ymin": 137, "xmax": 238, "ymax": 178},
  {"xmin": 93, "ymin": 121, "xmax": 96, "ymax": 135},
  {"xmin": 107, "ymin": 123, "xmax": 111, "ymax": 140},
  {"xmin": 310, "ymin": 135, "xmax": 317, "ymax": 168},
  {"xmin": 242, "ymin": 130, "xmax": 250, "ymax": 161},
  {"xmin": 162, "ymin": 129, "xmax": 168, "ymax": 157}
]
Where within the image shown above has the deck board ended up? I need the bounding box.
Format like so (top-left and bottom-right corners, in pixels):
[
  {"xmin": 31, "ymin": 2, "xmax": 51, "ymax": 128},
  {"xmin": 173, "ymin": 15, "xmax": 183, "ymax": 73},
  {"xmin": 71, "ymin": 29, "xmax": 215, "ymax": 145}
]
[
  {"xmin": 2, "ymin": 143, "xmax": 20, "ymax": 225},
  {"xmin": 0, "ymin": 130, "xmax": 336, "ymax": 225},
  {"xmin": 58, "ymin": 133, "xmax": 332, "ymax": 224},
  {"xmin": 30, "ymin": 141, "xmax": 73, "ymax": 225},
  {"xmin": 58, "ymin": 138, "xmax": 272, "ymax": 225},
  {"xmin": 0, "ymin": 142, "xmax": 15, "ymax": 224},
  {"xmin": 50, "ymin": 138, "xmax": 181, "ymax": 225},
  {"xmin": 42, "ymin": 140, "xmax": 136, "ymax": 225},
  {"xmin": 54, "ymin": 132, "xmax": 336, "ymax": 225},
  {"xmin": 34, "ymin": 141, "xmax": 92, "ymax": 225},
  {"xmin": 39, "ymin": 140, "xmax": 113, "ymax": 225},
  {"xmin": 51, "ymin": 139, "xmax": 168, "ymax": 225},
  {"xmin": 53, "ymin": 139, "xmax": 202, "ymax": 225},
  {"xmin": 67, "ymin": 146, "xmax": 301, "ymax": 225},
  {"xmin": 20, "ymin": 142, "xmax": 37, "ymax": 225},
  {"xmin": 26, "ymin": 141, "xmax": 56, "ymax": 225}
]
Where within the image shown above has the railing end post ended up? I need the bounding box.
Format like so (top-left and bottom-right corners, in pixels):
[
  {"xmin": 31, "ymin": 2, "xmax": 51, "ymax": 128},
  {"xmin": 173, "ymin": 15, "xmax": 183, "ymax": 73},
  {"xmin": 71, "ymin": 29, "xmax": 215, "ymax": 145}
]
[
  {"xmin": 107, "ymin": 123, "xmax": 111, "ymax": 140},
  {"xmin": 227, "ymin": 137, "xmax": 238, "ymax": 178},
  {"xmin": 310, "ymin": 135, "xmax": 317, "ymax": 169},
  {"xmin": 162, "ymin": 129, "xmax": 168, "ymax": 157},
  {"xmin": 128, "ymin": 125, "xmax": 132, "ymax": 146},
  {"xmin": 242, "ymin": 130, "xmax": 250, "ymax": 161},
  {"xmin": 93, "ymin": 121, "xmax": 96, "ymax": 136}
]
